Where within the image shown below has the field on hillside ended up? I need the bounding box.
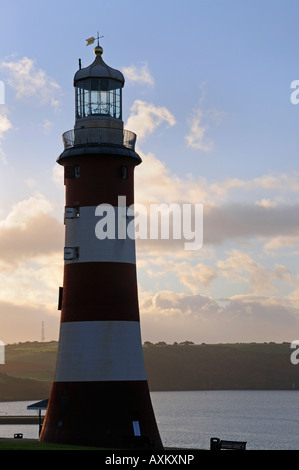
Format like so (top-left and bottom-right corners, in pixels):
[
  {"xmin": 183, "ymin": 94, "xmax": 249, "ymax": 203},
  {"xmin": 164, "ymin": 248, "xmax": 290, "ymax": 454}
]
[{"xmin": 2, "ymin": 342, "xmax": 57, "ymax": 382}]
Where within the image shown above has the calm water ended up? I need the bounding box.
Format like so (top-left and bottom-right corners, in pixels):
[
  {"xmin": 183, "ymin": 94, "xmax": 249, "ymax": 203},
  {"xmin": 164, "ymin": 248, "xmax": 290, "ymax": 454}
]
[
  {"xmin": 151, "ymin": 390, "xmax": 299, "ymax": 450},
  {"xmin": 1, "ymin": 391, "xmax": 299, "ymax": 450}
]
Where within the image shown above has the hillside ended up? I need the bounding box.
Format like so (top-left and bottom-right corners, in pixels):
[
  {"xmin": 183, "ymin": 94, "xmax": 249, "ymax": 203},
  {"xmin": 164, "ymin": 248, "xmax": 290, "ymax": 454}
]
[
  {"xmin": 0, "ymin": 341, "xmax": 298, "ymax": 401},
  {"xmin": 144, "ymin": 342, "xmax": 299, "ymax": 391},
  {"xmin": 0, "ymin": 342, "xmax": 57, "ymax": 401}
]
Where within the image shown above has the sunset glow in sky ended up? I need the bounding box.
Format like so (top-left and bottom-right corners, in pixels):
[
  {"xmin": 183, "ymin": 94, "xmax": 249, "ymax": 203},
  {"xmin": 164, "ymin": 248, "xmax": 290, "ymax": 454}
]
[{"xmin": 0, "ymin": 0, "xmax": 299, "ymax": 344}]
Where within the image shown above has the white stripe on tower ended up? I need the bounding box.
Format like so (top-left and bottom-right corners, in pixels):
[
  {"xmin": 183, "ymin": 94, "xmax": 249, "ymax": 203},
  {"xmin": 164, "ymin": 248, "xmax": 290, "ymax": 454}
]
[
  {"xmin": 64, "ymin": 205, "xmax": 136, "ymax": 265},
  {"xmin": 54, "ymin": 321, "xmax": 147, "ymax": 382}
]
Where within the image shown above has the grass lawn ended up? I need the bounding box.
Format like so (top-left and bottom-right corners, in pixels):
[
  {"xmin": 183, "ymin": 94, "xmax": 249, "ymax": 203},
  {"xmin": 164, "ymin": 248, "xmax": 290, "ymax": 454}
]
[{"xmin": 0, "ymin": 440, "xmax": 104, "ymax": 450}]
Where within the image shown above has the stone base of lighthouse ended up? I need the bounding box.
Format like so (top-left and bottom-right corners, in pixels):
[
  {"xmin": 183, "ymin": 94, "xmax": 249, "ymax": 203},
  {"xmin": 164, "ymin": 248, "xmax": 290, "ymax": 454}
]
[{"xmin": 40, "ymin": 380, "xmax": 162, "ymax": 449}]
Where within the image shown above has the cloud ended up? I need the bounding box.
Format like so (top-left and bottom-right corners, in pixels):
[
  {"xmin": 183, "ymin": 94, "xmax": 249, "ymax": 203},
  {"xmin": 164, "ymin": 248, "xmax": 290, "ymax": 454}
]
[
  {"xmin": 178, "ymin": 263, "xmax": 218, "ymax": 292},
  {"xmin": 136, "ymin": 152, "xmax": 186, "ymax": 204},
  {"xmin": 25, "ymin": 178, "xmax": 37, "ymax": 188},
  {"xmin": 140, "ymin": 290, "xmax": 222, "ymax": 321},
  {"xmin": 125, "ymin": 100, "xmax": 176, "ymax": 140},
  {"xmin": 132, "ymin": 148, "xmax": 299, "ymax": 342},
  {"xmin": 123, "ymin": 62, "xmax": 154, "ymax": 86},
  {"xmin": 40, "ymin": 119, "xmax": 54, "ymax": 134},
  {"xmin": 1, "ymin": 56, "xmax": 61, "ymax": 109},
  {"xmin": 0, "ymin": 112, "xmax": 12, "ymax": 139},
  {"xmin": 225, "ymin": 295, "xmax": 297, "ymax": 330},
  {"xmin": 0, "ymin": 193, "xmax": 64, "ymax": 264},
  {"xmin": 133, "ymin": 194, "xmax": 299, "ymax": 256},
  {"xmin": 264, "ymin": 235, "xmax": 299, "ymax": 251},
  {"xmin": 203, "ymin": 203, "xmax": 299, "ymax": 246},
  {"xmin": 0, "ymin": 212, "xmax": 64, "ymax": 265},
  {"xmin": 52, "ymin": 164, "xmax": 64, "ymax": 187},
  {"xmin": 0, "ymin": 109, "xmax": 12, "ymax": 164},
  {"xmin": 255, "ymin": 198, "xmax": 276, "ymax": 208},
  {"xmin": 137, "ymin": 245, "xmax": 296, "ymax": 299},
  {"xmin": 0, "ymin": 254, "xmax": 63, "ymax": 309},
  {"xmin": 136, "ymin": 149, "xmax": 299, "ymax": 208},
  {"xmin": 0, "ymin": 193, "xmax": 53, "ymax": 229},
  {"xmin": 185, "ymin": 108, "xmax": 213, "ymax": 151},
  {"xmin": 217, "ymin": 250, "xmax": 296, "ymax": 295},
  {"xmin": 251, "ymin": 174, "xmax": 299, "ymax": 191},
  {"xmin": 0, "ymin": 194, "xmax": 64, "ymax": 342},
  {"xmin": 185, "ymin": 108, "xmax": 222, "ymax": 152},
  {"xmin": 132, "ymin": 148, "xmax": 299, "ymax": 255},
  {"xmin": 139, "ymin": 290, "xmax": 299, "ymax": 343}
]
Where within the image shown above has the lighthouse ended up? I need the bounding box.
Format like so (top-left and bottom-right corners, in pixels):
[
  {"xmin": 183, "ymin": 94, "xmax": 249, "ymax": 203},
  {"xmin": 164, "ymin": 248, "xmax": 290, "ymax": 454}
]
[{"xmin": 40, "ymin": 39, "xmax": 163, "ymax": 450}]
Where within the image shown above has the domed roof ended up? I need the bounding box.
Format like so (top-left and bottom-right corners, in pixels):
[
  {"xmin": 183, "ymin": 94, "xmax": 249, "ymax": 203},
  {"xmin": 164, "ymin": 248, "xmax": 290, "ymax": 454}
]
[{"xmin": 74, "ymin": 46, "xmax": 125, "ymax": 86}]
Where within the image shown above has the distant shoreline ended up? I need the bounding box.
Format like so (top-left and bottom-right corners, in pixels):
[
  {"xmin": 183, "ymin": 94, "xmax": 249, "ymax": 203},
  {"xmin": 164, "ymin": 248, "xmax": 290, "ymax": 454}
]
[{"xmin": 0, "ymin": 415, "xmax": 43, "ymax": 424}]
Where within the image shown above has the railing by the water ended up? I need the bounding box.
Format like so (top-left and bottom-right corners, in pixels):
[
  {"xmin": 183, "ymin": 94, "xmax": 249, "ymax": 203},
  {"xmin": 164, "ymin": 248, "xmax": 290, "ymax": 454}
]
[{"xmin": 62, "ymin": 127, "xmax": 137, "ymax": 151}]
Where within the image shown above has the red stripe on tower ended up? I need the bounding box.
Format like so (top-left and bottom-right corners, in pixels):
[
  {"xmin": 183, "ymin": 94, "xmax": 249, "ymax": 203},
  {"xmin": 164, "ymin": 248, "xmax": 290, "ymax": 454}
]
[{"xmin": 39, "ymin": 41, "xmax": 163, "ymax": 449}]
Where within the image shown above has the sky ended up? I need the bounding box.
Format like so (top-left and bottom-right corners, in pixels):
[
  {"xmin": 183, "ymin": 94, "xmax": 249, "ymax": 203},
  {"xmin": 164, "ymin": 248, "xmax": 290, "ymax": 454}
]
[{"xmin": 0, "ymin": 0, "xmax": 298, "ymax": 345}]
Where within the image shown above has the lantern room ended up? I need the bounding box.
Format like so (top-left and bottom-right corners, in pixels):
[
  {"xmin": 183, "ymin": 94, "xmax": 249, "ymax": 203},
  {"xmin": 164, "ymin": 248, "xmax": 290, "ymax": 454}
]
[{"xmin": 74, "ymin": 44, "xmax": 125, "ymax": 128}]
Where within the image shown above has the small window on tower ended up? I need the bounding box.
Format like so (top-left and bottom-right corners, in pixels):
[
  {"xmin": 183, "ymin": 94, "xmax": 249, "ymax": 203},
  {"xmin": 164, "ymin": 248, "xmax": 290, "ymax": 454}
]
[
  {"xmin": 64, "ymin": 247, "xmax": 80, "ymax": 260},
  {"xmin": 65, "ymin": 165, "xmax": 80, "ymax": 179},
  {"xmin": 120, "ymin": 166, "xmax": 128, "ymax": 179},
  {"xmin": 65, "ymin": 207, "xmax": 80, "ymax": 219},
  {"xmin": 75, "ymin": 165, "xmax": 80, "ymax": 178}
]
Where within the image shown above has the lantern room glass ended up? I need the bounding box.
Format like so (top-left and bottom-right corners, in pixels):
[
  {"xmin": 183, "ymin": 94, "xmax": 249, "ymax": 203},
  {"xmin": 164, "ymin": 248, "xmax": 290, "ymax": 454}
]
[{"xmin": 76, "ymin": 78, "xmax": 122, "ymax": 119}]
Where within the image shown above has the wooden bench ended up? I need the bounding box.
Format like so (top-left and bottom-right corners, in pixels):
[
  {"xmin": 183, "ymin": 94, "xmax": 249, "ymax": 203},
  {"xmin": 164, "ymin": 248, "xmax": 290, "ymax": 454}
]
[{"xmin": 210, "ymin": 437, "xmax": 246, "ymax": 450}]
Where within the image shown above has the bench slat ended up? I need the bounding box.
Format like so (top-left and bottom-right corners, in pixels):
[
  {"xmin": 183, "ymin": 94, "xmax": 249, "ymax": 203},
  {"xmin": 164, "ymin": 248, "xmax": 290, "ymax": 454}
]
[{"xmin": 210, "ymin": 437, "xmax": 246, "ymax": 450}]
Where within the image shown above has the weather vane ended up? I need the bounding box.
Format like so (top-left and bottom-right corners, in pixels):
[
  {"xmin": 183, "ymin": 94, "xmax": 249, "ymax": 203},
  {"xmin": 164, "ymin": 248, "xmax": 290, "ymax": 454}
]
[{"xmin": 86, "ymin": 31, "xmax": 103, "ymax": 47}]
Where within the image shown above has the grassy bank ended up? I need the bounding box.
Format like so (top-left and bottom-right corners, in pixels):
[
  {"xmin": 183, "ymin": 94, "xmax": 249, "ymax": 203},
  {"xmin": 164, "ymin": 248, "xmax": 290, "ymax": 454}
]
[{"xmin": 0, "ymin": 440, "xmax": 103, "ymax": 450}]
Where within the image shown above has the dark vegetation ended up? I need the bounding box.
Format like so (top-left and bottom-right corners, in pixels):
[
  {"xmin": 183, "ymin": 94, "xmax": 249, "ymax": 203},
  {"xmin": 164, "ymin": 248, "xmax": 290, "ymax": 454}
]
[
  {"xmin": 143, "ymin": 341, "xmax": 299, "ymax": 391},
  {"xmin": 0, "ymin": 341, "xmax": 298, "ymax": 401}
]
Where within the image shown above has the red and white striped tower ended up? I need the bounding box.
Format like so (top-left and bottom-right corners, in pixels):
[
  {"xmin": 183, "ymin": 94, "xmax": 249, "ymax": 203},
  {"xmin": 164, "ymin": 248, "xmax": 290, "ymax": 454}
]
[{"xmin": 40, "ymin": 40, "xmax": 163, "ymax": 449}]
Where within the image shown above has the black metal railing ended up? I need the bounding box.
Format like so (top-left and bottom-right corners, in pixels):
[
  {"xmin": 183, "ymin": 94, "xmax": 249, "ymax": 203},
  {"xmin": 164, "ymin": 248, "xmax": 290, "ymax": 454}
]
[{"xmin": 62, "ymin": 127, "xmax": 137, "ymax": 151}]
